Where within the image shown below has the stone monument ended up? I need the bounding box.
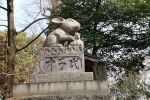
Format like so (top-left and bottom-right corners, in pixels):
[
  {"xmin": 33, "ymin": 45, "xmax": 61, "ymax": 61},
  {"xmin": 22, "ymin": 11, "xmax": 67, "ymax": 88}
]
[
  {"xmin": 13, "ymin": 17, "xmax": 113, "ymax": 100},
  {"xmin": 29, "ymin": 17, "xmax": 92, "ymax": 83},
  {"xmin": 40, "ymin": 17, "xmax": 84, "ymax": 73}
]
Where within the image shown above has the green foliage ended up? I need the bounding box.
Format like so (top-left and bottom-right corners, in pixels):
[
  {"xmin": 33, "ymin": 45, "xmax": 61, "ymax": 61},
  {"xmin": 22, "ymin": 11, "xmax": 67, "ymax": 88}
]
[
  {"xmin": 0, "ymin": 32, "xmax": 7, "ymax": 72},
  {"xmin": 0, "ymin": 30, "xmax": 44, "ymax": 83},
  {"xmin": 111, "ymin": 73, "xmax": 150, "ymax": 99},
  {"xmin": 53, "ymin": 0, "xmax": 150, "ymax": 99},
  {"xmin": 55, "ymin": 0, "xmax": 150, "ymax": 71},
  {"xmin": 58, "ymin": 0, "xmax": 150, "ymax": 49},
  {"xmin": 15, "ymin": 32, "xmax": 44, "ymax": 82}
]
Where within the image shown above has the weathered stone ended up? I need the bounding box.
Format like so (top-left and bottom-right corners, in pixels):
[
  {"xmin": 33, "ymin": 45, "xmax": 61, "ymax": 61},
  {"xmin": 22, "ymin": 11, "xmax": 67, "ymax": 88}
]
[
  {"xmin": 69, "ymin": 32, "xmax": 84, "ymax": 51},
  {"xmin": 12, "ymin": 17, "xmax": 111, "ymax": 99},
  {"xmin": 43, "ymin": 17, "xmax": 81, "ymax": 47},
  {"xmin": 13, "ymin": 93, "xmax": 115, "ymax": 100},
  {"xmin": 29, "ymin": 72, "xmax": 93, "ymax": 83},
  {"xmin": 40, "ymin": 17, "xmax": 84, "ymax": 73},
  {"xmin": 13, "ymin": 80, "xmax": 109, "ymax": 98},
  {"xmin": 40, "ymin": 46, "xmax": 84, "ymax": 56},
  {"xmin": 39, "ymin": 51, "xmax": 84, "ymax": 73}
]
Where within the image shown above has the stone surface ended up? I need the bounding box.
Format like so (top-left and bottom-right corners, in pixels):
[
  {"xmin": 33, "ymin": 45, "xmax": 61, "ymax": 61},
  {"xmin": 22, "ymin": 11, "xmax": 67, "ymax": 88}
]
[
  {"xmin": 13, "ymin": 80, "xmax": 109, "ymax": 98},
  {"xmin": 12, "ymin": 93, "xmax": 115, "ymax": 100},
  {"xmin": 69, "ymin": 32, "xmax": 84, "ymax": 51},
  {"xmin": 97, "ymin": 62, "xmax": 108, "ymax": 81},
  {"xmin": 43, "ymin": 17, "xmax": 81, "ymax": 47},
  {"xmin": 40, "ymin": 46, "xmax": 84, "ymax": 56},
  {"xmin": 12, "ymin": 17, "xmax": 112, "ymax": 100},
  {"xmin": 39, "ymin": 51, "xmax": 84, "ymax": 73},
  {"xmin": 40, "ymin": 17, "xmax": 84, "ymax": 73},
  {"xmin": 29, "ymin": 72, "xmax": 93, "ymax": 83}
]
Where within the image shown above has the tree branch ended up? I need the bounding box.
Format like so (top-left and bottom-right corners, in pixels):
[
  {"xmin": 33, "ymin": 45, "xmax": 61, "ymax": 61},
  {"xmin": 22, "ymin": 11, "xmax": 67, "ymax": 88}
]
[
  {"xmin": 39, "ymin": 0, "xmax": 49, "ymax": 18},
  {"xmin": 41, "ymin": 9, "xmax": 49, "ymax": 17},
  {"xmin": 0, "ymin": 25, "xmax": 8, "ymax": 28},
  {"xmin": 16, "ymin": 25, "xmax": 50, "ymax": 52},
  {"xmin": 18, "ymin": 18, "xmax": 47, "ymax": 34},
  {"xmin": 0, "ymin": 6, "xmax": 7, "ymax": 11},
  {"xmin": 0, "ymin": 19, "xmax": 7, "ymax": 21}
]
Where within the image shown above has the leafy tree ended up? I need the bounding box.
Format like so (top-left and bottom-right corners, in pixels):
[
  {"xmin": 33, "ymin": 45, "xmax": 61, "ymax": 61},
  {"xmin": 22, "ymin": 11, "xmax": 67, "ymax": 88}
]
[
  {"xmin": 0, "ymin": 0, "xmax": 48, "ymax": 98},
  {"xmin": 0, "ymin": 0, "xmax": 62, "ymax": 98},
  {"xmin": 110, "ymin": 71, "xmax": 150, "ymax": 100},
  {"xmin": 0, "ymin": 34, "xmax": 7, "ymax": 100},
  {"xmin": 0, "ymin": 29, "xmax": 44, "ymax": 83},
  {"xmin": 54, "ymin": 0, "xmax": 150, "ymax": 99},
  {"xmin": 55, "ymin": 0, "xmax": 150, "ymax": 73},
  {"xmin": 15, "ymin": 32, "xmax": 44, "ymax": 83}
]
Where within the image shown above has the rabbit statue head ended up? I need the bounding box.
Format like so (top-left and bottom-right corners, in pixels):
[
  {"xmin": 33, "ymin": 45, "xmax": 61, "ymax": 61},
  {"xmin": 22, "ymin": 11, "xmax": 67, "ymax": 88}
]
[
  {"xmin": 43, "ymin": 17, "xmax": 81, "ymax": 47},
  {"xmin": 52, "ymin": 17, "xmax": 80, "ymax": 35}
]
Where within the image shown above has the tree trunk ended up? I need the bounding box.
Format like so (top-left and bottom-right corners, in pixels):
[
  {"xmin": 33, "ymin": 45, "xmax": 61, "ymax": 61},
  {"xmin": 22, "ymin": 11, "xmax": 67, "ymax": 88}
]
[
  {"xmin": 92, "ymin": 46, "xmax": 99, "ymax": 56},
  {"xmin": 7, "ymin": 0, "xmax": 16, "ymax": 97}
]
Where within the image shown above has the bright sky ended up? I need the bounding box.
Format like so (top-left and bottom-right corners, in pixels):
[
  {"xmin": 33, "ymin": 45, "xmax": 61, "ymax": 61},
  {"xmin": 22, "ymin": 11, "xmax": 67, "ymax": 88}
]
[
  {"xmin": 0, "ymin": 0, "xmax": 48, "ymax": 34},
  {"xmin": 0, "ymin": 0, "xmax": 27, "ymax": 30}
]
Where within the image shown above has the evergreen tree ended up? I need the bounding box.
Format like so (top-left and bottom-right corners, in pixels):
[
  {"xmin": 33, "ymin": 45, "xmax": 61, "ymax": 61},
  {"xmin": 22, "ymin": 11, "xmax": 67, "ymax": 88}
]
[
  {"xmin": 54, "ymin": 0, "xmax": 150, "ymax": 99},
  {"xmin": 55, "ymin": 0, "xmax": 150, "ymax": 73}
]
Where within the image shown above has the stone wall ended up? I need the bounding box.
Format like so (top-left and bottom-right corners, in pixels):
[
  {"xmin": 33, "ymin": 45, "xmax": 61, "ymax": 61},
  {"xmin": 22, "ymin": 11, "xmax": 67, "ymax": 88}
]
[
  {"xmin": 29, "ymin": 72, "xmax": 93, "ymax": 83},
  {"xmin": 13, "ymin": 93, "xmax": 115, "ymax": 100},
  {"xmin": 13, "ymin": 80, "xmax": 108, "ymax": 98}
]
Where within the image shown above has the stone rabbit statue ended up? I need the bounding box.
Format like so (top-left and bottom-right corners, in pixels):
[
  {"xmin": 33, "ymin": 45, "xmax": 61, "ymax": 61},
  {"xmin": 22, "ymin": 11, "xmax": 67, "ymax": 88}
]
[
  {"xmin": 70, "ymin": 32, "xmax": 84, "ymax": 51},
  {"xmin": 43, "ymin": 17, "xmax": 81, "ymax": 47}
]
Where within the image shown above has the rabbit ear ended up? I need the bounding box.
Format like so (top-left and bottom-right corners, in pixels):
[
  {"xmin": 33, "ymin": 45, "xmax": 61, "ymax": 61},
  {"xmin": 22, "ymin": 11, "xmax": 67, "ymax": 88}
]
[{"xmin": 52, "ymin": 17, "xmax": 65, "ymax": 27}]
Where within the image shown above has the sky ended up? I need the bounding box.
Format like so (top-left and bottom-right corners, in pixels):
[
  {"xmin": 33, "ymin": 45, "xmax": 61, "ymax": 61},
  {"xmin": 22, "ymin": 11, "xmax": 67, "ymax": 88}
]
[
  {"xmin": 0, "ymin": 0, "xmax": 24, "ymax": 30},
  {"xmin": 0, "ymin": 0, "xmax": 48, "ymax": 35}
]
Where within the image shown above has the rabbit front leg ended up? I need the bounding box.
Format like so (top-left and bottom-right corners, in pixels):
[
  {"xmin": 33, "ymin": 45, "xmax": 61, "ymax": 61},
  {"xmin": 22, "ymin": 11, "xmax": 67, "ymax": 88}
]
[
  {"xmin": 58, "ymin": 35, "xmax": 74, "ymax": 46},
  {"xmin": 59, "ymin": 35, "xmax": 74, "ymax": 42}
]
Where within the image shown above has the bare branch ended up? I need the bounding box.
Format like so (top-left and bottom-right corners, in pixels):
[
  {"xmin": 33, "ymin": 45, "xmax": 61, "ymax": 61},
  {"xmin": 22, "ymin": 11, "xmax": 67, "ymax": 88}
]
[
  {"xmin": 0, "ymin": 19, "xmax": 7, "ymax": 21},
  {"xmin": 0, "ymin": 25, "xmax": 8, "ymax": 28},
  {"xmin": 33, "ymin": 11, "xmax": 41, "ymax": 20},
  {"xmin": 18, "ymin": 18, "xmax": 47, "ymax": 34},
  {"xmin": 0, "ymin": 6, "xmax": 7, "ymax": 11},
  {"xmin": 41, "ymin": 9, "xmax": 49, "ymax": 17},
  {"xmin": 40, "ymin": 0, "xmax": 42, "ymax": 10},
  {"xmin": 16, "ymin": 25, "xmax": 50, "ymax": 52},
  {"xmin": 39, "ymin": 0, "xmax": 49, "ymax": 17}
]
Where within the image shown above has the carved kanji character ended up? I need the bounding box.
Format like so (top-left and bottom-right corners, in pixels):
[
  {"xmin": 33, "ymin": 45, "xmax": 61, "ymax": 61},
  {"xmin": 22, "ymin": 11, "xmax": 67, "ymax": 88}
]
[
  {"xmin": 70, "ymin": 57, "xmax": 80, "ymax": 69},
  {"xmin": 45, "ymin": 58, "xmax": 55, "ymax": 71},
  {"xmin": 58, "ymin": 58, "xmax": 66, "ymax": 70}
]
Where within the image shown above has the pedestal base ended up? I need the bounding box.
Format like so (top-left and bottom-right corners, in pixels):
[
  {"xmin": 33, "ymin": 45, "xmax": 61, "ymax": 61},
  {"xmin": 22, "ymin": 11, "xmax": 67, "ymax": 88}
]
[
  {"xmin": 29, "ymin": 72, "xmax": 93, "ymax": 83},
  {"xmin": 13, "ymin": 80, "xmax": 109, "ymax": 98},
  {"xmin": 13, "ymin": 93, "xmax": 115, "ymax": 100}
]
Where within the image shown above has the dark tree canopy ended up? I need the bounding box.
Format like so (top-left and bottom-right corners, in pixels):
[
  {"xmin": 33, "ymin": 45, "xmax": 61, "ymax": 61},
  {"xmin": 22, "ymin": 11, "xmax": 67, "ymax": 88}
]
[
  {"xmin": 51, "ymin": 0, "xmax": 150, "ymax": 75},
  {"xmin": 53, "ymin": 1, "xmax": 150, "ymax": 99}
]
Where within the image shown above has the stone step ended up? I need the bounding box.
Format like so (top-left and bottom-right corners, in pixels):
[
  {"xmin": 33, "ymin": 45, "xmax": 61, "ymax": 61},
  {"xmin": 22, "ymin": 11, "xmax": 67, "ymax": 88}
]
[
  {"xmin": 13, "ymin": 80, "xmax": 108, "ymax": 98},
  {"xmin": 29, "ymin": 72, "xmax": 93, "ymax": 83},
  {"xmin": 13, "ymin": 93, "xmax": 115, "ymax": 100}
]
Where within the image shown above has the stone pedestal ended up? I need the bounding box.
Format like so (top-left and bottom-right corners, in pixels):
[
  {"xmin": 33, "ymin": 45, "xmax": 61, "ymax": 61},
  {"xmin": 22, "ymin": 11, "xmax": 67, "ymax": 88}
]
[
  {"xmin": 13, "ymin": 93, "xmax": 115, "ymax": 100},
  {"xmin": 29, "ymin": 72, "xmax": 93, "ymax": 83},
  {"xmin": 13, "ymin": 47, "xmax": 111, "ymax": 99},
  {"xmin": 39, "ymin": 47, "xmax": 85, "ymax": 73},
  {"xmin": 13, "ymin": 80, "xmax": 109, "ymax": 98}
]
